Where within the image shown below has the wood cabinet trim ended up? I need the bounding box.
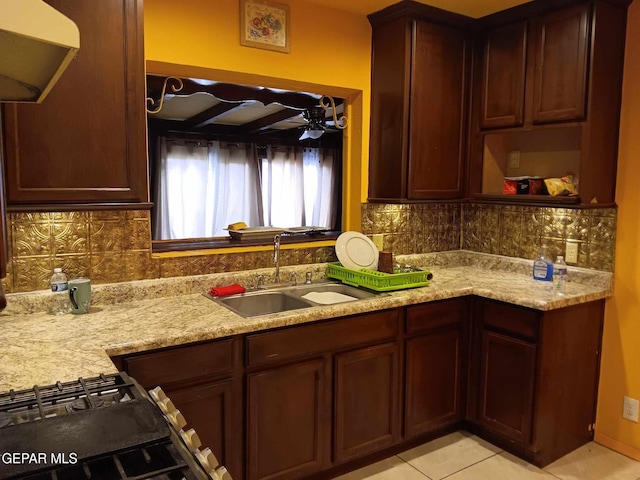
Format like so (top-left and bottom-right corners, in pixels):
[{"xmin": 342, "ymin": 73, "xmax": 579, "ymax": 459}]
[
  {"xmin": 406, "ymin": 298, "xmax": 466, "ymax": 335},
  {"xmin": 245, "ymin": 310, "xmax": 400, "ymax": 368},
  {"xmin": 124, "ymin": 339, "xmax": 235, "ymax": 388}
]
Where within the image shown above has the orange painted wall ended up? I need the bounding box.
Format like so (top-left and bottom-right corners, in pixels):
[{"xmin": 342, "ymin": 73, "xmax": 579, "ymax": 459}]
[
  {"xmin": 595, "ymin": 0, "xmax": 640, "ymax": 459},
  {"xmin": 143, "ymin": 0, "xmax": 373, "ymax": 230}
]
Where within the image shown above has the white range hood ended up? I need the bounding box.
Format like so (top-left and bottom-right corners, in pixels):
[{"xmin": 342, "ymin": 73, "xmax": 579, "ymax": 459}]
[{"xmin": 0, "ymin": 0, "xmax": 79, "ymax": 103}]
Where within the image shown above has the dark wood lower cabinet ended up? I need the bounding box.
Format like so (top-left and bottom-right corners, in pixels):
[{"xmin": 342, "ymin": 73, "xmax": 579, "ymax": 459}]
[
  {"xmin": 334, "ymin": 343, "xmax": 400, "ymax": 463},
  {"xmin": 469, "ymin": 298, "xmax": 604, "ymax": 467},
  {"xmin": 165, "ymin": 381, "xmax": 236, "ymax": 472},
  {"xmin": 120, "ymin": 338, "xmax": 243, "ymax": 480},
  {"xmin": 404, "ymin": 298, "xmax": 468, "ymax": 438},
  {"xmin": 247, "ymin": 359, "xmax": 329, "ymax": 480},
  {"xmin": 405, "ymin": 328, "xmax": 464, "ymax": 436},
  {"xmin": 477, "ymin": 330, "xmax": 536, "ymax": 446},
  {"xmin": 117, "ymin": 297, "xmax": 604, "ymax": 478}
]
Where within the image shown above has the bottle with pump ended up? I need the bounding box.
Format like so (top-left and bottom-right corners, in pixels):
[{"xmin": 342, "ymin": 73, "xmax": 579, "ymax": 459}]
[
  {"xmin": 554, "ymin": 255, "xmax": 568, "ymax": 295},
  {"xmin": 50, "ymin": 267, "xmax": 70, "ymax": 315},
  {"xmin": 532, "ymin": 244, "xmax": 553, "ymax": 283}
]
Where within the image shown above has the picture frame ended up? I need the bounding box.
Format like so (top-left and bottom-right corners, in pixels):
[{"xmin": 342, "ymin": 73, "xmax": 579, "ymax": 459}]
[{"xmin": 240, "ymin": 0, "xmax": 290, "ymax": 53}]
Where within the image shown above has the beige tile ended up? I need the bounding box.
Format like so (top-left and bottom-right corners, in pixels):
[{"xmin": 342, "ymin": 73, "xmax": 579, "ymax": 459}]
[
  {"xmin": 447, "ymin": 452, "xmax": 557, "ymax": 480},
  {"xmin": 544, "ymin": 442, "xmax": 640, "ymax": 480},
  {"xmin": 398, "ymin": 431, "xmax": 502, "ymax": 480},
  {"xmin": 333, "ymin": 455, "xmax": 428, "ymax": 480}
]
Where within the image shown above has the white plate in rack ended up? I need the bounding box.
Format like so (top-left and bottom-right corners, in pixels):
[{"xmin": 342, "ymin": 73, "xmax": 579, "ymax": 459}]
[{"xmin": 335, "ymin": 231, "xmax": 379, "ymax": 271}]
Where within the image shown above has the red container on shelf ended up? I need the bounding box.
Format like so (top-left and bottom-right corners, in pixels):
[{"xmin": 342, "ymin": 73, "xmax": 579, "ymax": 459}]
[{"xmin": 504, "ymin": 176, "xmax": 545, "ymax": 195}]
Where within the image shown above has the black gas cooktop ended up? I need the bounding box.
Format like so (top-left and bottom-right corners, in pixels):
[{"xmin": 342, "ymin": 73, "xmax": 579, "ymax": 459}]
[{"xmin": 0, "ymin": 373, "xmax": 208, "ymax": 480}]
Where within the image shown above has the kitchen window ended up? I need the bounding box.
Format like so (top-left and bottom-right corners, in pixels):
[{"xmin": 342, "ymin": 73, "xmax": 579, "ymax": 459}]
[{"xmin": 151, "ymin": 137, "xmax": 341, "ymax": 242}]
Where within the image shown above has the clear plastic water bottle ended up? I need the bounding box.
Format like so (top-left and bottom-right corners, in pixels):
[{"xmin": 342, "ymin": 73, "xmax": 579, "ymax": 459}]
[
  {"xmin": 553, "ymin": 255, "xmax": 568, "ymax": 296},
  {"xmin": 50, "ymin": 268, "xmax": 70, "ymax": 315}
]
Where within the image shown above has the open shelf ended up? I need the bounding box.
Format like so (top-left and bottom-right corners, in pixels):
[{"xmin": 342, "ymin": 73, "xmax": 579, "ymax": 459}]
[
  {"xmin": 472, "ymin": 194, "xmax": 581, "ymax": 206},
  {"xmin": 480, "ymin": 126, "xmax": 582, "ymax": 199}
]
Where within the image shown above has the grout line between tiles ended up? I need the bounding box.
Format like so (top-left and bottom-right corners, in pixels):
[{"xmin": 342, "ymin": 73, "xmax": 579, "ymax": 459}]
[
  {"xmin": 438, "ymin": 451, "xmax": 502, "ymax": 480},
  {"xmin": 397, "ymin": 455, "xmax": 434, "ymax": 480},
  {"xmin": 541, "ymin": 470, "xmax": 563, "ymax": 480}
]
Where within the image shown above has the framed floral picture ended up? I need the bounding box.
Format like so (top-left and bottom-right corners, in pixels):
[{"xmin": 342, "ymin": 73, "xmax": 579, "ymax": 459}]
[{"xmin": 240, "ymin": 0, "xmax": 290, "ymax": 53}]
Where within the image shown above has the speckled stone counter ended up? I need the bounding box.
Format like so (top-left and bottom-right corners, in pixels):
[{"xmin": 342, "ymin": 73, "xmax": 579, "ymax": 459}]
[{"xmin": 0, "ymin": 251, "xmax": 613, "ymax": 392}]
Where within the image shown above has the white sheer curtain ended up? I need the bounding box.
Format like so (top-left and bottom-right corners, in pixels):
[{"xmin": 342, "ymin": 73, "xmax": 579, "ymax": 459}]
[
  {"xmin": 153, "ymin": 139, "xmax": 261, "ymax": 240},
  {"xmin": 261, "ymin": 146, "xmax": 338, "ymax": 228}
]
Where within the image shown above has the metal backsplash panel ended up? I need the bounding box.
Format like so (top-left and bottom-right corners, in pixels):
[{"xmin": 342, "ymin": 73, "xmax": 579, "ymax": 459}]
[
  {"xmin": 4, "ymin": 211, "xmax": 336, "ymax": 293},
  {"xmin": 361, "ymin": 203, "xmax": 461, "ymax": 254},
  {"xmin": 3, "ymin": 202, "xmax": 616, "ymax": 293},
  {"xmin": 461, "ymin": 203, "xmax": 617, "ymax": 271}
]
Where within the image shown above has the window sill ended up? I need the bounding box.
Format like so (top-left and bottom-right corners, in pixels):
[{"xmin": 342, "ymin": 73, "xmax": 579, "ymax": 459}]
[{"xmin": 151, "ymin": 231, "xmax": 340, "ymax": 254}]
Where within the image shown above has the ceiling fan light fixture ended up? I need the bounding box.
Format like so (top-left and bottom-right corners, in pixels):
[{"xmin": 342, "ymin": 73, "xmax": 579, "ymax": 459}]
[
  {"xmin": 307, "ymin": 128, "xmax": 324, "ymax": 139},
  {"xmin": 299, "ymin": 127, "xmax": 325, "ymax": 140}
]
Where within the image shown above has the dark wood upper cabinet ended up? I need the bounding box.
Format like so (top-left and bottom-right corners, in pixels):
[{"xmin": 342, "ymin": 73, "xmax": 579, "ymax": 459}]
[
  {"xmin": 532, "ymin": 4, "xmax": 590, "ymax": 124},
  {"xmin": 368, "ymin": 3, "xmax": 471, "ymax": 202},
  {"xmin": 469, "ymin": 0, "xmax": 631, "ymax": 205},
  {"xmin": 2, "ymin": 0, "xmax": 148, "ymax": 206},
  {"xmin": 479, "ymin": 21, "xmax": 528, "ymax": 129}
]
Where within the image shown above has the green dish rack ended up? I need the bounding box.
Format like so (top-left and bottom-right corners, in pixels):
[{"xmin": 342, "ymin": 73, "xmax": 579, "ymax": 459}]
[{"xmin": 327, "ymin": 262, "xmax": 430, "ymax": 292}]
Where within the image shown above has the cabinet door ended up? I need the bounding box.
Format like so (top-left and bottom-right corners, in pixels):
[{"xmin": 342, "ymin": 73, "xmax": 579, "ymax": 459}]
[
  {"xmin": 405, "ymin": 327, "xmax": 463, "ymax": 437},
  {"xmin": 408, "ymin": 20, "xmax": 468, "ymax": 199},
  {"xmin": 334, "ymin": 343, "xmax": 400, "ymax": 463},
  {"xmin": 532, "ymin": 4, "xmax": 590, "ymax": 124},
  {"xmin": 368, "ymin": 17, "xmax": 412, "ymax": 201},
  {"xmin": 247, "ymin": 359, "xmax": 328, "ymax": 480},
  {"xmin": 167, "ymin": 380, "xmax": 241, "ymax": 479},
  {"xmin": 478, "ymin": 330, "xmax": 536, "ymax": 446},
  {"xmin": 2, "ymin": 0, "xmax": 148, "ymax": 205},
  {"xmin": 480, "ymin": 21, "xmax": 527, "ymax": 129}
]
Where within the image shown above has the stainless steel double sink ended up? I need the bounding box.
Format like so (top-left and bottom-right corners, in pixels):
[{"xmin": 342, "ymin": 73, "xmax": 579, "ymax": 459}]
[{"xmin": 207, "ymin": 281, "xmax": 381, "ymax": 317}]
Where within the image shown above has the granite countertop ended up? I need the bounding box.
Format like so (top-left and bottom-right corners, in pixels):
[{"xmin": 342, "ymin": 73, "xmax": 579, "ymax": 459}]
[{"xmin": 0, "ymin": 251, "xmax": 613, "ymax": 392}]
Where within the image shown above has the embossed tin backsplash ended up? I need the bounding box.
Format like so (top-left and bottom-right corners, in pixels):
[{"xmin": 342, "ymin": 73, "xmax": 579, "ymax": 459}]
[
  {"xmin": 362, "ymin": 202, "xmax": 616, "ymax": 272},
  {"xmin": 3, "ymin": 202, "xmax": 616, "ymax": 294},
  {"xmin": 3, "ymin": 211, "xmax": 336, "ymax": 293}
]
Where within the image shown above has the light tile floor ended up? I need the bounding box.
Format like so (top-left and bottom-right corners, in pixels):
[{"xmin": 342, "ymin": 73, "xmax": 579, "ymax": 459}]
[{"xmin": 334, "ymin": 431, "xmax": 640, "ymax": 480}]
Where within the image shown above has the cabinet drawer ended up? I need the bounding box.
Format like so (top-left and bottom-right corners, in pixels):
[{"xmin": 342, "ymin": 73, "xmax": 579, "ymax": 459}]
[
  {"xmin": 246, "ymin": 310, "xmax": 400, "ymax": 368},
  {"xmin": 481, "ymin": 300, "xmax": 539, "ymax": 341},
  {"xmin": 125, "ymin": 339, "xmax": 235, "ymax": 388},
  {"xmin": 407, "ymin": 298, "xmax": 466, "ymax": 335}
]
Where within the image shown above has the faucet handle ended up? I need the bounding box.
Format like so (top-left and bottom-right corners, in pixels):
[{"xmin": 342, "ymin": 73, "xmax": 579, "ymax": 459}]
[
  {"xmin": 305, "ymin": 272, "xmax": 313, "ymax": 284},
  {"xmin": 290, "ymin": 272, "xmax": 297, "ymax": 286},
  {"xmin": 256, "ymin": 275, "xmax": 265, "ymax": 290}
]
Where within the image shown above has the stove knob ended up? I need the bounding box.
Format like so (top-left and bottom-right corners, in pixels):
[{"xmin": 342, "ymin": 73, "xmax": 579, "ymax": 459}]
[
  {"xmin": 180, "ymin": 428, "xmax": 202, "ymax": 451},
  {"xmin": 157, "ymin": 397, "xmax": 176, "ymax": 414},
  {"xmin": 166, "ymin": 409, "xmax": 187, "ymax": 430},
  {"xmin": 214, "ymin": 466, "xmax": 233, "ymax": 480},
  {"xmin": 148, "ymin": 387, "xmax": 167, "ymax": 402},
  {"xmin": 195, "ymin": 447, "xmax": 219, "ymax": 471}
]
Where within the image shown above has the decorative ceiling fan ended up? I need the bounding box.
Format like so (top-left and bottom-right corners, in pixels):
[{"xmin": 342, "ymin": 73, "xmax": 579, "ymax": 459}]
[{"xmin": 299, "ymin": 96, "xmax": 348, "ymax": 140}]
